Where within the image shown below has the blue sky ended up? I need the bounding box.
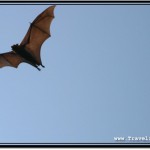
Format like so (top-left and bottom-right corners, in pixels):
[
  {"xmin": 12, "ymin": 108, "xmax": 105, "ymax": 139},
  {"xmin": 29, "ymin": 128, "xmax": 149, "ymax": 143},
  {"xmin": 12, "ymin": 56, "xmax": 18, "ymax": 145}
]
[{"xmin": 0, "ymin": 4, "xmax": 150, "ymax": 143}]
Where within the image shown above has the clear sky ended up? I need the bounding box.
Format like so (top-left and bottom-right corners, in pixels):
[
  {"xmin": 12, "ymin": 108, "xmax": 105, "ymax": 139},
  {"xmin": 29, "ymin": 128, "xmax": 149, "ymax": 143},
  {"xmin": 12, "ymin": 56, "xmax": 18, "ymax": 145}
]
[{"xmin": 0, "ymin": 4, "xmax": 150, "ymax": 144}]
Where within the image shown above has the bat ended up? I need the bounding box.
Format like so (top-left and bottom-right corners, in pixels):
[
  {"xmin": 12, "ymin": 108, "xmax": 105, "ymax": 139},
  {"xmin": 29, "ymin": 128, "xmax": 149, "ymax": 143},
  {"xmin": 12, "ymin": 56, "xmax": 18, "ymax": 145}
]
[{"xmin": 0, "ymin": 5, "xmax": 56, "ymax": 71}]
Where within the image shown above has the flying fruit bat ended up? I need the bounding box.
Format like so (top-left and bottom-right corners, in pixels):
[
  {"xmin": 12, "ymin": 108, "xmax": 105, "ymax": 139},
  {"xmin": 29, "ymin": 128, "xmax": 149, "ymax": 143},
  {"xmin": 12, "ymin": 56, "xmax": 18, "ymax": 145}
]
[{"xmin": 0, "ymin": 5, "xmax": 56, "ymax": 71}]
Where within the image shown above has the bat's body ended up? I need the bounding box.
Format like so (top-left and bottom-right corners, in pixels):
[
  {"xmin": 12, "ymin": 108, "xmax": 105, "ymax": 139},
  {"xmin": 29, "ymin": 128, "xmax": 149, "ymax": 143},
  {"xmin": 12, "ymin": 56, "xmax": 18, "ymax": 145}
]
[
  {"xmin": 11, "ymin": 44, "xmax": 43, "ymax": 71},
  {"xmin": 0, "ymin": 5, "xmax": 56, "ymax": 71}
]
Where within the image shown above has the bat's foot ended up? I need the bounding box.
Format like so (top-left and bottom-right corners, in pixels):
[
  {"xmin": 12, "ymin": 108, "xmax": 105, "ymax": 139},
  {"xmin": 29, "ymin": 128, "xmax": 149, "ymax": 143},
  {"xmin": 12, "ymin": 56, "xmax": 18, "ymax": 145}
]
[
  {"xmin": 37, "ymin": 67, "xmax": 41, "ymax": 71},
  {"xmin": 41, "ymin": 64, "xmax": 45, "ymax": 68}
]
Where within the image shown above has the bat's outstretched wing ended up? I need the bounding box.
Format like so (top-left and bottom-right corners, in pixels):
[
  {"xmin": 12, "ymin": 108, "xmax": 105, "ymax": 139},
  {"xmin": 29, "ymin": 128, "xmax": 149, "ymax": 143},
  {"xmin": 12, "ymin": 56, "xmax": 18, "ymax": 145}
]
[
  {"xmin": 0, "ymin": 51, "xmax": 24, "ymax": 68},
  {"xmin": 20, "ymin": 5, "xmax": 56, "ymax": 65}
]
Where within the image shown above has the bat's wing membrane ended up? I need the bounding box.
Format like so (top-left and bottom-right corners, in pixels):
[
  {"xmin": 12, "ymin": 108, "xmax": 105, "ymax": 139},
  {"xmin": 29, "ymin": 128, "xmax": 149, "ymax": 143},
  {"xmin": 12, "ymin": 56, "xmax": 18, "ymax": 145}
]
[
  {"xmin": 20, "ymin": 5, "xmax": 55, "ymax": 65},
  {"xmin": 0, "ymin": 51, "xmax": 24, "ymax": 68}
]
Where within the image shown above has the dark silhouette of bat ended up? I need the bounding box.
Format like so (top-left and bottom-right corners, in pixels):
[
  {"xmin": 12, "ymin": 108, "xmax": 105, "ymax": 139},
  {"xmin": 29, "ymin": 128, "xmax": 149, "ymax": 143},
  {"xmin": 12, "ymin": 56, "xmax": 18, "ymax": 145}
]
[{"xmin": 0, "ymin": 5, "xmax": 56, "ymax": 71}]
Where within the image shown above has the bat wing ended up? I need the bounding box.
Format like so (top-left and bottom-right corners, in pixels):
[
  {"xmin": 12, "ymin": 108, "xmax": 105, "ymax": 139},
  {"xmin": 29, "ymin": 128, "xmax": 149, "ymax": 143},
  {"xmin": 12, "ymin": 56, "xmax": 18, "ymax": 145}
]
[
  {"xmin": 20, "ymin": 5, "xmax": 56, "ymax": 65},
  {"xmin": 0, "ymin": 51, "xmax": 24, "ymax": 68}
]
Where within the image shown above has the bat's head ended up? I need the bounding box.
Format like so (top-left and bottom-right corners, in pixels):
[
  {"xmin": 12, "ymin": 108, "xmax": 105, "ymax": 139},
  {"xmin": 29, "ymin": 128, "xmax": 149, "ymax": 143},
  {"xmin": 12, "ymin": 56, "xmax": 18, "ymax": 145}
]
[{"xmin": 11, "ymin": 44, "xmax": 19, "ymax": 52}]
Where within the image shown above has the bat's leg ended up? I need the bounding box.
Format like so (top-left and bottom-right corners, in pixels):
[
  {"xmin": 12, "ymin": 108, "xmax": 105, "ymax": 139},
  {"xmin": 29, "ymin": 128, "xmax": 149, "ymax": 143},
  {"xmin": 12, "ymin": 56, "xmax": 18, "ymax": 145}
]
[
  {"xmin": 35, "ymin": 64, "xmax": 41, "ymax": 71},
  {"xmin": 41, "ymin": 64, "xmax": 45, "ymax": 68},
  {"xmin": 26, "ymin": 60, "xmax": 41, "ymax": 71},
  {"xmin": 36, "ymin": 67, "xmax": 41, "ymax": 71},
  {"xmin": 30, "ymin": 62, "xmax": 41, "ymax": 71}
]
